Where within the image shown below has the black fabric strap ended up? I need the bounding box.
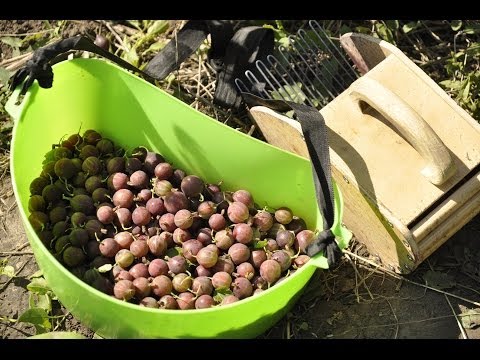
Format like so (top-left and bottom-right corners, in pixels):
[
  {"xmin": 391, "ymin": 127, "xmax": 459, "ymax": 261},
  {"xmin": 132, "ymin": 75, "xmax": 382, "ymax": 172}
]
[
  {"xmin": 213, "ymin": 26, "xmax": 274, "ymax": 110},
  {"xmin": 204, "ymin": 20, "xmax": 235, "ymax": 71},
  {"xmin": 241, "ymin": 92, "xmax": 342, "ymax": 267},
  {"xmin": 144, "ymin": 20, "xmax": 234, "ymax": 78},
  {"xmin": 9, "ymin": 36, "xmax": 155, "ymax": 96},
  {"xmin": 145, "ymin": 20, "xmax": 209, "ymax": 80},
  {"xmin": 145, "ymin": 21, "xmax": 273, "ymax": 110},
  {"xmin": 10, "ymin": 21, "xmax": 273, "ymax": 112}
]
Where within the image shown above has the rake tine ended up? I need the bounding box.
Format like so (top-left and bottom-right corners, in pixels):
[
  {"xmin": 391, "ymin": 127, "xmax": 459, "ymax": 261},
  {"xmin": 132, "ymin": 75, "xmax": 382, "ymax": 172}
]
[
  {"xmin": 295, "ymin": 29, "xmax": 347, "ymax": 97},
  {"xmin": 309, "ymin": 20, "xmax": 360, "ymax": 81},
  {"xmin": 276, "ymin": 47, "xmax": 325, "ymax": 103},
  {"xmin": 244, "ymin": 70, "xmax": 273, "ymax": 99},
  {"xmin": 297, "ymin": 28, "xmax": 350, "ymax": 91},
  {"xmin": 255, "ymin": 59, "xmax": 296, "ymax": 103},
  {"xmin": 235, "ymin": 78, "xmax": 250, "ymax": 93},
  {"xmin": 288, "ymin": 37, "xmax": 337, "ymax": 100},
  {"xmin": 237, "ymin": 20, "xmax": 359, "ymax": 109},
  {"xmin": 266, "ymin": 54, "xmax": 318, "ymax": 107},
  {"xmin": 277, "ymin": 46, "xmax": 331, "ymax": 107}
]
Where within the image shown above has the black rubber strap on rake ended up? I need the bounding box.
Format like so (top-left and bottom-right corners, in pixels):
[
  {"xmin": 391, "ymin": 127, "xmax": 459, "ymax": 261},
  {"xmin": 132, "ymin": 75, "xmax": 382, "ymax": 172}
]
[
  {"xmin": 241, "ymin": 92, "xmax": 342, "ymax": 267},
  {"xmin": 9, "ymin": 35, "xmax": 156, "ymax": 96}
]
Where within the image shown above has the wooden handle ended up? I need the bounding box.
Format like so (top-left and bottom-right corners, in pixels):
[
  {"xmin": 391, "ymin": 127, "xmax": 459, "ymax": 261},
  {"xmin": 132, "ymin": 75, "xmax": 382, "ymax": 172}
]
[{"xmin": 349, "ymin": 77, "xmax": 456, "ymax": 186}]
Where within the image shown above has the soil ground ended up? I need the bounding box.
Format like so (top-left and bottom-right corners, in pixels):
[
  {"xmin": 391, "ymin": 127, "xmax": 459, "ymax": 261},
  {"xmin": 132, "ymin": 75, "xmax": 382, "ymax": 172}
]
[{"xmin": 2, "ymin": 20, "xmax": 480, "ymax": 339}]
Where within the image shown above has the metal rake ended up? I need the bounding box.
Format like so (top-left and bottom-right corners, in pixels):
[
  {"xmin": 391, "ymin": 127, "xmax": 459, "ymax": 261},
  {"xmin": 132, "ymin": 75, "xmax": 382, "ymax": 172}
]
[{"xmin": 236, "ymin": 20, "xmax": 361, "ymax": 108}]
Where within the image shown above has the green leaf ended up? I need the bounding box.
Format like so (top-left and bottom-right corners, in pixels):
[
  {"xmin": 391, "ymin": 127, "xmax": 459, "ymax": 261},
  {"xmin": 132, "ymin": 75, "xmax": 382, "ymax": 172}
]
[
  {"xmin": 461, "ymin": 309, "xmax": 480, "ymax": 329},
  {"xmin": 374, "ymin": 22, "xmax": 394, "ymax": 43},
  {"xmin": 439, "ymin": 79, "xmax": 462, "ymax": 90},
  {"xmin": 423, "ymin": 270, "xmax": 456, "ymax": 290},
  {"xmin": 451, "ymin": 20, "xmax": 463, "ymax": 32},
  {"xmin": 271, "ymin": 83, "xmax": 307, "ymax": 104},
  {"xmin": 126, "ymin": 20, "xmax": 142, "ymax": 31},
  {"xmin": 164, "ymin": 73, "xmax": 176, "ymax": 87},
  {"xmin": 40, "ymin": 20, "xmax": 51, "ymax": 29},
  {"xmin": 463, "ymin": 27, "xmax": 476, "ymax": 35},
  {"xmin": 354, "ymin": 26, "xmax": 371, "ymax": 34},
  {"xmin": 27, "ymin": 277, "xmax": 51, "ymax": 295},
  {"xmin": 28, "ymin": 331, "xmax": 86, "ymax": 339},
  {"xmin": 146, "ymin": 40, "xmax": 167, "ymax": 53},
  {"xmin": 213, "ymin": 288, "xmax": 233, "ymax": 303},
  {"xmin": 28, "ymin": 292, "xmax": 51, "ymax": 313},
  {"xmin": 11, "ymin": 47, "xmax": 20, "ymax": 58},
  {"xmin": 124, "ymin": 47, "xmax": 139, "ymax": 67},
  {"xmin": 35, "ymin": 294, "xmax": 52, "ymax": 313},
  {"xmin": 141, "ymin": 20, "xmax": 151, "ymax": 30},
  {"xmin": 166, "ymin": 246, "xmax": 182, "ymax": 258},
  {"xmin": 28, "ymin": 292, "xmax": 35, "ymax": 310},
  {"xmin": 277, "ymin": 36, "xmax": 290, "ymax": 48},
  {"xmin": 262, "ymin": 23, "xmax": 288, "ymax": 43},
  {"xmin": 23, "ymin": 32, "xmax": 46, "ymax": 44},
  {"xmin": 274, "ymin": 20, "xmax": 285, "ymax": 32},
  {"xmin": 0, "ymin": 316, "xmax": 17, "ymax": 323},
  {"xmin": 253, "ymin": 239, "xmax": 268, "ymax": 249},
  {"xmin": 18, "ymin": 308, "xmax": 52, "ymax": 333},
  {"xmin": 30, "ymin": 37, "xmax": 50, "ymax": 51},
  {"xmin": 0, "ymin": 265, "xmax": 15, "ymax": 278},
  {"xmin": 385, "ymin": 20, "xmax": 399, "ymax": 30},
  {"xmin": 1, "ymin": 36, "xmax": 22, "ymax": 48},
  {"xmin": 216, "ymin": 287, "xmax": 233, "ymax": 295},
  {"xmin": 402, "ymin": 21, "xmax": 419, "ymax": 34},
  {"xmin": 98, "ymin": 263, "xmax": 113, "ymax": 273},
  {"xmin": 213, "ymin": 292, "xmax": 224, "ymax": 303},
  {"xmin": 28, "ymin": 269, "xmax": 44, "ymax": 279},
  {"xmin": 285, "ymin": 110, "xmax": 295, "ymax": 118},
  {"xmin": 146, "ymin": 20, "xmax": 169, "ymax": 36},
  {"xmin": 42, "ymin": 149, "xmax": 56, "ymax": 165},
  {"xmin": 465, "ymin": 43, "xmax": 480, "ymax": 56}
]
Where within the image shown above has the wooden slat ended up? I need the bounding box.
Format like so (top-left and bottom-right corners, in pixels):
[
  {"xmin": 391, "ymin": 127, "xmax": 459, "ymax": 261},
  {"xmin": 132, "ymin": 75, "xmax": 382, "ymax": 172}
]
[
  {"xmin": 322, "ymin": 54, "xmax": 480, "ymax": 225},
  {"xmin": 412, "ymin": 171, "xmax": 480, "ymax": 242},
  {"xmin": 416, "ymin": 179, "xmax": 480, "ymax": 262}
]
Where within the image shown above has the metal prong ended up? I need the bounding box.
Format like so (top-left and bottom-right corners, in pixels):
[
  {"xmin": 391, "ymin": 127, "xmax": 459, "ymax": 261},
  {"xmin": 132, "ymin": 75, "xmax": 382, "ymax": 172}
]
[{"xmin": 234, "ymin": 20, "xmax": 359, "ymax": 108}]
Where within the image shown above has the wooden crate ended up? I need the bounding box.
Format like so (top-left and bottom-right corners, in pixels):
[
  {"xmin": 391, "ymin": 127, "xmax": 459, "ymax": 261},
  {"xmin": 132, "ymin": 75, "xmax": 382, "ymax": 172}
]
[{"xmin": 249, "ymin": 33, "xmax": 480, "ymax": 274}]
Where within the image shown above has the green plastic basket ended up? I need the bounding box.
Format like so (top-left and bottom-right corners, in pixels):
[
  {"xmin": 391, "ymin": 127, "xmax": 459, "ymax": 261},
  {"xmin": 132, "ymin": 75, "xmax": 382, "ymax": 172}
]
[{"xmin": 6, "ymin": 58, "xmax": 352, "ymax": 338}]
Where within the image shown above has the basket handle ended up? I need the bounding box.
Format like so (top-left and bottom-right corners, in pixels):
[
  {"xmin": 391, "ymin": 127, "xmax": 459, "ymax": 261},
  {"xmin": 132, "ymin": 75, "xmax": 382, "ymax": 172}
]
[
  {"xmin": 9, "ymin": 22, "xmax": 273, "ymax": 111},
  {"xmin": 349, "ymin": 77, "xmax": 456, "ymax": 186},
  {"xmin": 8, "ymin": 36, "xmax": 155, "ymax": 96}
]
